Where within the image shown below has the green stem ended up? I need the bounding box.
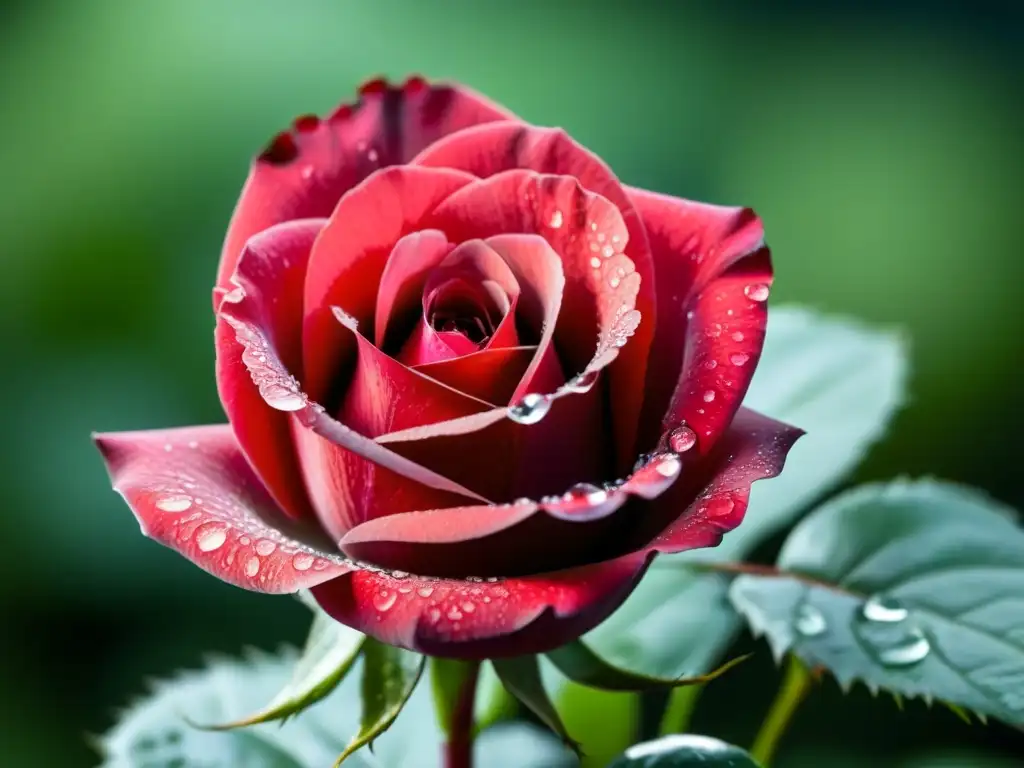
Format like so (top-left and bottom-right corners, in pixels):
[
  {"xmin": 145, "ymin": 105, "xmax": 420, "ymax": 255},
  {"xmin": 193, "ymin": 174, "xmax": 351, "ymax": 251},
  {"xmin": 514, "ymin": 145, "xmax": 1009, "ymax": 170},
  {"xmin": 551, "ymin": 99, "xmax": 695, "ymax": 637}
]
[
  {"xmin": 431, "ymin": 659, "xmax": 481, "ymax": 768},
  {"xmin": 750, "ymin": 656, "xmax": 813, "ymax": 766},
  {"xmin": 658, "ymin": 685, "xmax": 705, "ymax": 736}
]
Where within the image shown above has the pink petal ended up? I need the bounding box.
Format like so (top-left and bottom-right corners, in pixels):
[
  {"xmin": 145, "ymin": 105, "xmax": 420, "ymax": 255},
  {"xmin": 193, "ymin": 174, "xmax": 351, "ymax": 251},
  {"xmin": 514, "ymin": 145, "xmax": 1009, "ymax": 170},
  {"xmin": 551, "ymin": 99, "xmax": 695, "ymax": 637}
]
[
  {"xmin": 310, "ymin": 552, "xmax": 651, "ymax": 659},
  {"xmin": 214, "ymin": 219, "xmax": 326, "ymax": 520},
  {"xmin": 218, "ymin": 266, "xmax": 489, "ymax": 543},
  {"xmin": 373, "ymin": 229, "xmax": 456, "ymax": 351},
  {"xmin": 630, "ymin": 408, "xmax": 804, "ymax": 555},
  {"xmin": 416, "ymin": 123, "xmax": 657, "ymax": 470},
  {"xmin": 301, "ymin": 165, "xmax": 476, "ymax": 403},
  {"xmin": 216, "ymin": 77, "xmax": 514, "ymax": 304},
  {"xmin": 629, "ymin": 188, "xmax": 768, "ymax": 453},
  {"xmin": 93, "ymin": 425, "xmax": 352, "ymax": 593}
]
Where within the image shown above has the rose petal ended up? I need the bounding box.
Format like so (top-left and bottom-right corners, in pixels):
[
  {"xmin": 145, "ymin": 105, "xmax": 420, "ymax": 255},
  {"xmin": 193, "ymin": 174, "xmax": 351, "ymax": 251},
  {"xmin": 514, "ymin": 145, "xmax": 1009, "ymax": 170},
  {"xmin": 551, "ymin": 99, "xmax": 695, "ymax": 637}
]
[
  {"xmin": 629, "ymin": 188, "xmax": 768, "ymax": 452},
  {"xmin": 629, "ymin": 408, "xmax": 804, "ymax": 555},
  {"xmin": 656, "ymin": 247, "xmax": 773, "ymax": 456},
  {"xmin": 413, "ymin": 346, "xmax": 537, "ymax": 405},
  {"xmin": 218, "ymin": 270, "xmax": 489, "ymax": 542},
  {"xmin": 301, "ymin": 165, "xmax": 476, "ymax": 405},
  {"xmin": 373, "ymin": 229, "xmax": 455, "ymax": 351},
  {"xmin": 216, "ymin": 77, "xmax": 513, "ymax": 302},
  {"xmin": 93, "ymin": 425, "xmax": 352, "ymax": 593},
  {"xmin": 215, "ymin": 219, "xmax": 326, "ymax": 520},
  {"xmin": 310, "ymin": 552, "xmax": 651, "ymax": 658},
  {"xmin": 416, "ymin": 123, "xmax": 657, "ymax": 468}
]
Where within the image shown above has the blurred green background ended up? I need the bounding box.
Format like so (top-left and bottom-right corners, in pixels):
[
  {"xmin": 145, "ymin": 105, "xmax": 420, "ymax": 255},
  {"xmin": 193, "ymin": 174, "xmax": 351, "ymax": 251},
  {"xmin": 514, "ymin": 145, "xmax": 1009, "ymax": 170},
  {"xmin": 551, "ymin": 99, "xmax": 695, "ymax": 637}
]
[{"xmin": 1, "ymin": 0, "xmax": 1021, "ymax": 765}]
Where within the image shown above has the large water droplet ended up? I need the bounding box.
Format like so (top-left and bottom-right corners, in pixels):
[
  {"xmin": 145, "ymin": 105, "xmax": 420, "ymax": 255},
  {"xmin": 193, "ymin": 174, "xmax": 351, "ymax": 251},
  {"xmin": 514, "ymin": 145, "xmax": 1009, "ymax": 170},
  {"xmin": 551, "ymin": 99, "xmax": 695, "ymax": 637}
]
[
  {"xmin": 292, "ymin": 553, "xmax": 314, "ymax": 571},
  {"xmin": 508, "ymin": 393, "xmax": 551, "ymax": 425},
  {"xmin": 565, "ymin": 369, "xmax": 599, "ymax": 394},
  {"xmin": 255, "ymin": 539, "xmax": 277, "ymax": 556},
  {"xmin": 262, "ymin": 384, "xmax": 305, "ymax": 412},
  {"xmin": 730, "ymin": 353, "xmax": 749, "ymax": 366},
  {"xmin": 156, "ymin": 495, "xmax": 193, "ymax": 513},
  {"xmin": 703, "ymin": 390, "xmax": 716, "ymax": 403},
  {"xmin": 417, "ymin": 586, "xmax": 434, "ymax": 598},
  {"xmin": 668, "ymin": 425, "xmax": 697, "ymax": 453},
  {"xmin": 744, "ymin": 283, "xmax": 770, "ymax": 302},
  {"xmin": 877, "ymin": 628, "xmax": 931, "ymax": 667},
  {"xmin": 374, "ymin": 590, "xmax": 397, "ymax": 612},
  {"xmin": 196, "ymin": 527, "xmax": 227, "ymax": 552},
  {"xmin": 244, "ymin": 557, "xmax": 260, "ymax": 577},
  {"xmin": 795, "ymin": 603, "xmax": 827, "ymax": 637},
  {"xmin": 862, "ymin": 595, "xmax": 909, "ymax": 623},
  {"xmin": 549, "ymin": 210, "xmax": 564, "ymax": 229}
]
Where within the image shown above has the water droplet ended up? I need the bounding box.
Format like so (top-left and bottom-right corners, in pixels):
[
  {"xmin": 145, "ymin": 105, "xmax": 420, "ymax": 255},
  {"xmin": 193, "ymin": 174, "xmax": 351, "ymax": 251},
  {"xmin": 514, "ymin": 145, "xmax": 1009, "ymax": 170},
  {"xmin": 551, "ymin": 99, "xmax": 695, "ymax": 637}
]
[
  {"xmin": 300, "ymin": 165, "xmax": 314, "ymax": 180},
  {"xmin": 367, "ymin": 148, "xmax": 379, "ymax": 163},
  {"xmin": 428, "ymin": 608, "xmax": 442, "ymax": 623},
  {"xmin": 196, "ymin": 527, "xmax": 227, "ymax": 552},
  {"xmin": 566, "ymin": 482, "xmax": 610, "ymax": 506},
  {"xmin": 703, "ymin": 390, "xmax": 716, "ymax": 402},
  {"xmin": 730, "ymin": 353, "xmax": 749, "ymax": 366},
  {"xmin": 590, "ymin": 256, "xmax": 601, "ymax": 269},
  {"xmin": 878, "ymin": 628, "xmax": 931, "ymax": 667},
  {"xmin": 374, "ymin": 591, "xmax": 397, "ymax": 612},
  {"xmin": 601, "ymin": 244, "xmax": 615, "ymax": 258},
  {"xmin": 244, "ymin": 557, "xmax": 260, "ymax": 577},
  {"xmin": 565, "ymin": 370, "xmax": 599, "ymax": 394},
  {"xmin": 744, "ymin": 283, "xmax": 770, "ymax": 302},
  {"xmin": 703, "ymin": 359, "xmax": 718, "ymax": 370},
  {"xmin": 447, "ymin": 607, "xmax": 463, "ymax": 621},
  {"xmin": 609, "ymin": 275, "xmax": 621, "ymax": 288},
  {"xmin": 668, "ymin": 425, "xmax": 698, "ymax": 453},
  {"xmin": 462, "ymin": 601, "xmax": 476, "ymax": 613},
  {"xmin": 862, "ymin": 595, "xmax": 910, "ymax": 623},
  {"xmin": 795, "ymin": 603, "xmax": 827, "ymax": 637},
  {"xmin": 262, "ymin": 385, "xmax": 305, "ymax": 412},
  {"xmin": 293, "ymin": 553, "xmax": 314, "ymax": 571},
  {"xmin": 390, "ymin": 569, "xmax": 408, "ymax": 579},
  {"xmin": 417, "ymin": 586, "xmax": 435, "ymax": 598},
  {"xmin": 238, "ymin": 535, "xmax": 251, "ymax": 545},
  {"xmin": 654, "ymin": 453, "xmax": 682, "ymax": 478},
  {"xmin": 398, "ymin": 586, "xmax": 412, "ymax": 594},
  {"xmin": 508, "ymin": 393, "xmax": 551, "ymax": 425},
  {"xmin": 156, "ymin": 495, "xmax": 192, "ymax": 513},
  {"xmin": 255, "ymin": 540, "xmax": 277, "ymax": 556},
  {"xmin": 549, "ymin": 210, "xmax": 564, "ymax": 228},
  {"xmin": 731, "ymin": 331, "xmax": 744, "ymax": 342}
]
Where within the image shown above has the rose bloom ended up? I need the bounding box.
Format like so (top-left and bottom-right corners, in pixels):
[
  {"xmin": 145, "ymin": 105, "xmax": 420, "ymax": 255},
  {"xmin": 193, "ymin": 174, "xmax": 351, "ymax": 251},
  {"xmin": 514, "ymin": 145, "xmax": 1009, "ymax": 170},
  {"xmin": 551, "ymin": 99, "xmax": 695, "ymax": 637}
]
[{"xmin": 95, "ymin": 77, "xmax": 800, "ymax": 659}]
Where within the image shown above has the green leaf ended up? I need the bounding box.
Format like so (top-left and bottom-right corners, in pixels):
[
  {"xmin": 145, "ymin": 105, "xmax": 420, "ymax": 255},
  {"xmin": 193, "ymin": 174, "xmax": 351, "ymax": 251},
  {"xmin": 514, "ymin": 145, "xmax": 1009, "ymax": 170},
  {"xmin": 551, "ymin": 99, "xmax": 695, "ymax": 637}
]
[
  {"xmin": 336, "ymin": 639, "xmax": 425, "ymax": 765},
  {"xmin": 607, "ymin": 734, "xmax": 761, "ymax": 767},
  {"xmin": 99, "ymin": 649, "xmax": 363, "ymax": 768},
  {"xmin": 546, "ymin": 639, "xmax": 749, "ymax": 692},
  {"xmin": 729, "ymin": 479, "xmax": 1024, "ymax": 725},
  {"xmin": 492, "ymin": 656, "xmax": 580, "ymax": 753},
  {"xmin": 582, "ymin": 307, "xmax": 908, "ymax": 679},
  {"xmin": 214, "ymin": 609, "xmax": 365, "ymax": 728}
]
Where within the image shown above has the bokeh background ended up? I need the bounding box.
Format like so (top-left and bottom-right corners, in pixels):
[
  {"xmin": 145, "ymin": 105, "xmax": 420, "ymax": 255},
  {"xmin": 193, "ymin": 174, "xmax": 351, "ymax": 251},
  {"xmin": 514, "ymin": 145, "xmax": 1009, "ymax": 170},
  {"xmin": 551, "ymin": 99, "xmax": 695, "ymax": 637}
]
[{"xmin": 1, "ymin": 0, "xmax": 1021, "ymax": 765}]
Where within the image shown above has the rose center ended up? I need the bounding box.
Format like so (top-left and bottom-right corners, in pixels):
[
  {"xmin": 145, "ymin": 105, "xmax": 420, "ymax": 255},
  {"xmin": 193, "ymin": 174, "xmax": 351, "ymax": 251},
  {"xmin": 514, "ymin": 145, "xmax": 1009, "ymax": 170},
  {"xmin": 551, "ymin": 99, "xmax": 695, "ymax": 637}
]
[{"xmin": 425, "ymin": 277, "xmax": 507, "ymax": 347}]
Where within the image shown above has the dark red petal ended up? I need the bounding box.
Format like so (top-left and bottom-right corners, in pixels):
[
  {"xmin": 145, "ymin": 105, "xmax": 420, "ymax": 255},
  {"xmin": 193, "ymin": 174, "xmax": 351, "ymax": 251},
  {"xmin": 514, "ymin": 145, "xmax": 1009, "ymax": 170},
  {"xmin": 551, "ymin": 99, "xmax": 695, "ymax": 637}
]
[
  {"xmin": 310, "ymin": 552, "xmax": 650, "ymax": 659},
  {"xmin": 93, "ymin": 425, "xmax": 352, "ymax": 593},
  {"xmin": 218, "ymin": 269, "xmax": 489, "ymax": 543},
  {"xmin": 214, "ymin": 219, "xmax": 325, "ymax": 520},
  {"xmin": 335, "ymin": 312, "xmax": 495, "ymax": 438},
  {"xmin": 629, "ymin": 188, "xmax": 768, "ymax": 453},
  {"xmin": 413, "ymin": 346, "xmax": 537, "ymax": 405},
  {"xmin": 416, "ymin": 123, "xmax": 657, "ymax": 468},
  {"xmin": 373, "ymin": 229, "xmax": 455, "ymax": 350},
  {"xmin": 655, "ymin": 248, "xmax": 773, "ymax": 456},
  {"xmin": 631, "ymin": 408, "xmax": 804, "ymax": 555},
  {"xmin": 301, "ymin": 165, "xmax": 476, "ymax": 403},
  {"xmin": 216, "ymin": 78, "xmax": 514, "ymax": 304}
]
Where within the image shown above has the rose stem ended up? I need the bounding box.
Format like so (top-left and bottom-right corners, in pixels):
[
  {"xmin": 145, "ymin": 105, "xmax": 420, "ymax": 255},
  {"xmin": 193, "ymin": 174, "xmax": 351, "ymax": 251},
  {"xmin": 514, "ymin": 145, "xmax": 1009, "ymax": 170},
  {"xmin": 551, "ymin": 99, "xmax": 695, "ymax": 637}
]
[
  {"xmin": 749, "ymin": 655, "xmax": 814, "ymax": 766},
  {"xmin": 431, "ymin": 658, "xmax": 481, "ymax": 768}
]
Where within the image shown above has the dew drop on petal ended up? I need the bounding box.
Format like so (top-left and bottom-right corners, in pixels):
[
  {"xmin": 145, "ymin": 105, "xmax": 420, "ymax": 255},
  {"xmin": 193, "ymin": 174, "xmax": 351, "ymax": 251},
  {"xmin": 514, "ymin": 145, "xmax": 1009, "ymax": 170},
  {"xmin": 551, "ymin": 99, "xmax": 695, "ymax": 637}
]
[
  {"xmin": 730, "ymin": 353, "xmax": 749, "ymax": 366},
  {"xmin": 417, "ymin": 586, "xmax": 435, "ymax": 598},
  {"xmin": 731, "ymin": 331, "xmax": 745, "ymax": 342},
  {"xmin": 549, "ymin": 210, "xmax": 564, "ymax": 229},
  {"xmin": 703, "ymin": 390, "xmax": 716, "ymax": 403},
  {"xmin": 156, "ymin": 495, "xmax": 193, "ymax": 513},
  {"xmin": 654, "ymin": 453, "xmax": 682, "ymax": 478},
  {"xmin": 508, "ymin": 393, "xmax": 551, "ymax": 425},
  {"xmin": 255, "ymin": 540, "xmax": 277, "ymax": 556},
  {"xmin": 590, "ymin": 256, "xmax": 602, "ymax": 269},
  {"xmin": 564, "ymin": 369, "xmax": 599, "ymax": 394},
  {"xmin": 244, "ymin": 557, "xmax": 260, "ymax": 577},
  {"xmin": 262, "ymin": 385, "xmax": 306, "ymax": 412},
  {"xmin": 462, "ymin": 602, "xmax": 476, "ymax": 613},
  {"xmin": 300, "ymin": 165, "xmax": 315, "ymax": 180},
  {"xmin": 668, "ymin": 425, "xmax": 698, "ymax": 453},
  {"xmin": 744, "ymin": 283, "xmax": 770, "ymax": 302},
  {"xmin": 196, "ymin": 526, "xmax": 227, "ymax": 552},
  {"xmin": 292, "ymin": 553, "xmax": 314, "ymax": 571},
  {"xmin": 374, "ymin": 591, "xmax": 397, "ymax": 612}
]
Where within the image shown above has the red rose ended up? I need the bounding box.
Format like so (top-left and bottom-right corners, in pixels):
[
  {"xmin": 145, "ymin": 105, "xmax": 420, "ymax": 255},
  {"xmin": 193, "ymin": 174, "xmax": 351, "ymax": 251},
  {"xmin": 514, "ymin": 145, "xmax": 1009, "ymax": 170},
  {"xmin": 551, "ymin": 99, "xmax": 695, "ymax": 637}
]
[{"xmin": 95, "ymin": 77, "xmax": 801, "ymax": 659}]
